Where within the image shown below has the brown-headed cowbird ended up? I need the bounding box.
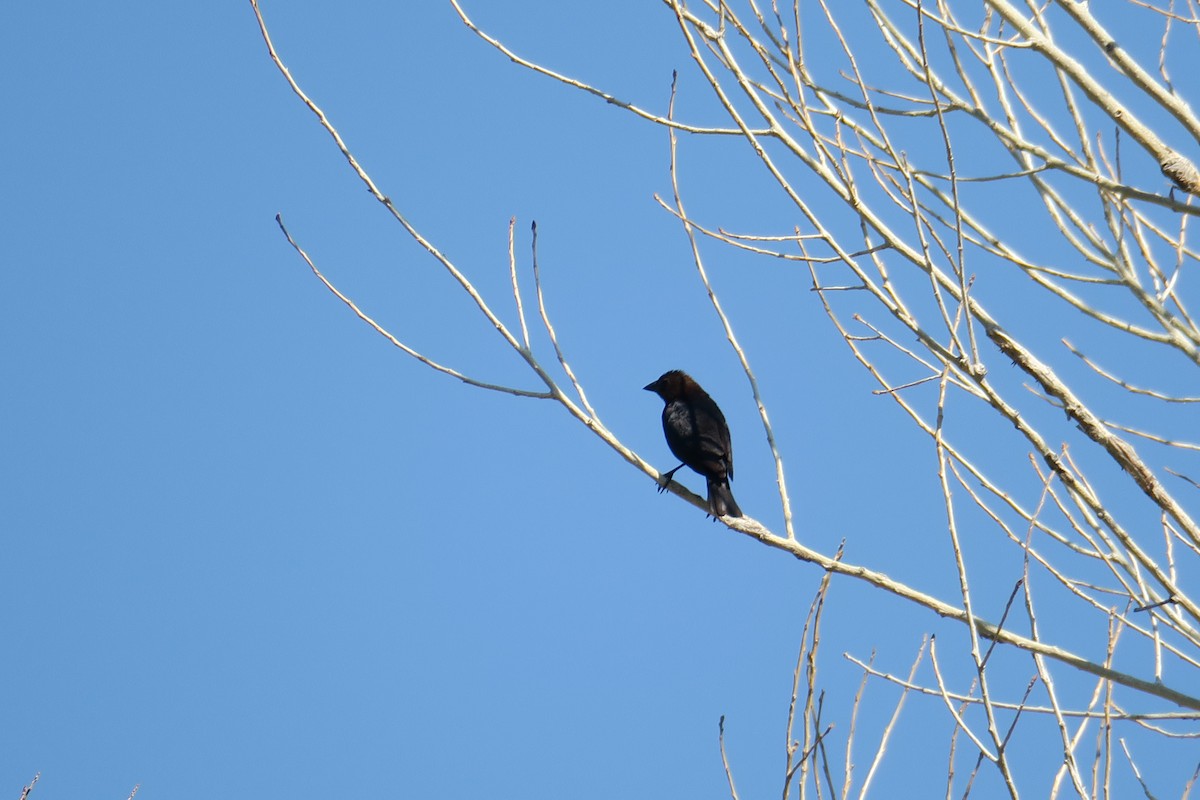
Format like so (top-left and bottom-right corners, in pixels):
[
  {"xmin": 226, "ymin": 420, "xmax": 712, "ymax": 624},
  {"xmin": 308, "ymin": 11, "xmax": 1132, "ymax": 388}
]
[{"xmin": 644, "ymin": 370, "xmax": 743, "ymax": 518}]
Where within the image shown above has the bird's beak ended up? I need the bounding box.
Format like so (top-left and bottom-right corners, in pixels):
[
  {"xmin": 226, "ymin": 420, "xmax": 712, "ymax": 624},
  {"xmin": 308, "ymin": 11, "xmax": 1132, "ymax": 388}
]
[{"xmin": 643, "ymin": 381, "xmax": 657, "ymax": 392}]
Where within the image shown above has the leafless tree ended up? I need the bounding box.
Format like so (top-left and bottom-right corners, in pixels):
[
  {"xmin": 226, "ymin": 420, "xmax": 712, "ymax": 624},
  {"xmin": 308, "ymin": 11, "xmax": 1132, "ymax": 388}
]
[{"xmin": 251, "ymin": 1, "xmax": 1200, "ymax": 796}]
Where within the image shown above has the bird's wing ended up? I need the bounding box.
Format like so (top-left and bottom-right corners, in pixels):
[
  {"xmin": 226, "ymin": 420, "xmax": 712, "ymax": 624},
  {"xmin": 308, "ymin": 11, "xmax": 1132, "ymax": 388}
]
[{"xmin": 694, "ymin": 395, "xmax": 734, "ymax": 479}]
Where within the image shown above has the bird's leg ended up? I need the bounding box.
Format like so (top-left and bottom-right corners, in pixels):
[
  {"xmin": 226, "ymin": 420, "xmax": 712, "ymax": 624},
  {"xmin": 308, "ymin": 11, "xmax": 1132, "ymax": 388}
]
[{"xmin": 657, "ymin": 464, "xmax": 685, "ymax": 494}]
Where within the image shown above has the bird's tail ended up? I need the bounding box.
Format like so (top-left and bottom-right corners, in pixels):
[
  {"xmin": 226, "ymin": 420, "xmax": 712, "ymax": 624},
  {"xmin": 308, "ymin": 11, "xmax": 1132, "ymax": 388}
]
[{"xmin": 707, "ymin": 478, "xmax": 743, "ymax": 518}]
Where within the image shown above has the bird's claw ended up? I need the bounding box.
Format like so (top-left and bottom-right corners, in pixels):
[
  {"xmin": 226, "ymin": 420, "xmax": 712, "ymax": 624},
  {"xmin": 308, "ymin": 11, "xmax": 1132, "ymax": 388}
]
[{"xmin": 655, "ymin": 464, "xmax": 684, "ymax": 494}]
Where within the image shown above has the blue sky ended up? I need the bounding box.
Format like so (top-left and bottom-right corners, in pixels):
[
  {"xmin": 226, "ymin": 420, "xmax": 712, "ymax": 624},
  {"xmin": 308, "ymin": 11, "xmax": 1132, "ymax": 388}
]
[{"xmin": 5, "ymin": 2, "xmax": 1198, "ymax": 797}]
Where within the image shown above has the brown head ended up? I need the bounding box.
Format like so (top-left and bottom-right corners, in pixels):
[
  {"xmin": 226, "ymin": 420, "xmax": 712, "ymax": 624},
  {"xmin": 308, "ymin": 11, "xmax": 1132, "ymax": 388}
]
[{"xmin": 643, "ymin": 370, "xmax": 696, "ymax": 402}]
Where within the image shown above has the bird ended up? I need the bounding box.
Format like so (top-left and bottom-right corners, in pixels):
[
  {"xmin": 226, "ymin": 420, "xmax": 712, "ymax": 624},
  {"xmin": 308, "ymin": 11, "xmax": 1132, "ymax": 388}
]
[{"xmin": 643, "ymin": 370, "xmax": 743, "ymax": 518}]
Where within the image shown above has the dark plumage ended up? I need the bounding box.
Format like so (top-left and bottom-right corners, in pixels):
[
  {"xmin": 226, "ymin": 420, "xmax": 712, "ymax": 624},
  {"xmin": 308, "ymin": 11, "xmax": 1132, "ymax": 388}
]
[{"xmin": 643, "ymin": 370, "xmax": 743, "ymax": 518}]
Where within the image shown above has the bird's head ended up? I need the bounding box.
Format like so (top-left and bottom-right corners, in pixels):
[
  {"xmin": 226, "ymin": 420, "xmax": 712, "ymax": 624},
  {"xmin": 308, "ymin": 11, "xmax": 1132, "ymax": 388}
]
[{"xmin": 643, "ymin": 370, "xmax": 692, "ymax": 401}]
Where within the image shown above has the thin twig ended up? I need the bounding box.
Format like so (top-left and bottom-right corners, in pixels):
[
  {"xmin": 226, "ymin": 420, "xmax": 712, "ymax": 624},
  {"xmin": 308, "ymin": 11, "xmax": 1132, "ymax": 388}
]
[{"xmin": 719, "ymin": 715, "xmax": 742, "ymax": 800}]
